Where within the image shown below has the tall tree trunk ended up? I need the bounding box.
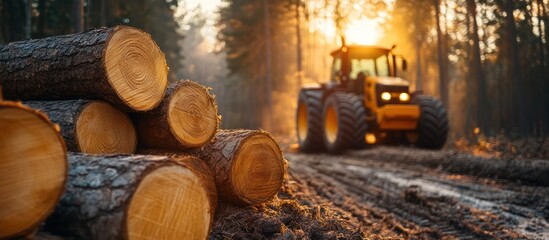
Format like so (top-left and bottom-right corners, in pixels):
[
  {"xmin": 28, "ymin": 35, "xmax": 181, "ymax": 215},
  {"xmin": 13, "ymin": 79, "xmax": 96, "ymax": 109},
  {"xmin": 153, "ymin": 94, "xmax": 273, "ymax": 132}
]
[
  {"xmin": 72, "ymin": 0, "xmax": 83, "ymax": 32},
  {"xmin": 415, "ymin": 7, "xmax": 423, "ymax": 91},
  {"xmin": 263, "ymin": 0, "xmax": 273, "ymax": 131},
  {"xmin": 296, "ymin": 0, "xmax": 303, "ymax": 87},
  {"xmin": 24, "ymin": 0, "xmax": 31, "ymax": 39},
  {"xmin": 538, "ymin": 0, "xmax": 548, "ymax": 136},
  {"xmin": 467, "ymin": 0, "xmax": 489, "ymax": 135},
  {"xmin": 6, "ymin": 0, "xmax": 24, "ymax": 42},
  {"xmin": 37, "ymin": 0, "xmax": 46, "ymax": 38},
  {"xmin": 99, "ymin": 0, "xmax": 106, "ymax": 26},
  {"xmin": 504, "ymin": 1, "xmax": 528, "ymax": 136},
  {"xmin": 434, "ymin": 0, "xmax": 449, "ymax": 108},
  {"xmin": 536, "ymin": 0, "xmax": 546, "ymax": 70},
  {"xmin": 85, "ymin": 0, "xmax": 91, "ymax": 30},
  {"xmin": 464, "ymin": 6, "xmax": 475, "ymax": 139}
]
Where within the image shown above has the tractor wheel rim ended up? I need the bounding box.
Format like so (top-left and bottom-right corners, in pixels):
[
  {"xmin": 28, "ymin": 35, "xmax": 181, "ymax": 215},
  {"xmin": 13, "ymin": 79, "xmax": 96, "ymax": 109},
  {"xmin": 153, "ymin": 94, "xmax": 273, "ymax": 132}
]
[{"xmin": 324, "ymin": 105, "xmax": 338, "ymax": 144}]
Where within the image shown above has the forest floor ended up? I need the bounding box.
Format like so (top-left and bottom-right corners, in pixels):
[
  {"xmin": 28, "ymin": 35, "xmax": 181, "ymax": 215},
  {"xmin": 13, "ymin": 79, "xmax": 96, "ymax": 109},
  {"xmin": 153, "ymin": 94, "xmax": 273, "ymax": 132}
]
[
  {"xmin": 211, "ymin": 140, "xmax": 549, "ymax": 239},
  {"xmin": 36, "ymin": 138, "xmax": 549, "ymax": 239}
]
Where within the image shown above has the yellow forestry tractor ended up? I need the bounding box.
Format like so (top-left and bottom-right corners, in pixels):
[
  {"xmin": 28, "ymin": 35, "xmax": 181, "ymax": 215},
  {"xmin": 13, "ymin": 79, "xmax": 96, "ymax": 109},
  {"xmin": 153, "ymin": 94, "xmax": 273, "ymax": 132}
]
[{"xmin": 296, "ymin": 43, "xmax": 448, "ymax": 154}]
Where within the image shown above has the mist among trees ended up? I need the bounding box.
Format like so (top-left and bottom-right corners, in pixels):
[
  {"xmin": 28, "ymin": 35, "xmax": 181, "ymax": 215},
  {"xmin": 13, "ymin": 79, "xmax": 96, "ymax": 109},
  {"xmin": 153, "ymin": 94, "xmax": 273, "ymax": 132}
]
[
  {"xmin": 2, "ymin": 0, "xmax": 548, "ymax": 139},
  {"xmin": 214, "ymin": 0, "xmax": 549, "ymax": 139}
]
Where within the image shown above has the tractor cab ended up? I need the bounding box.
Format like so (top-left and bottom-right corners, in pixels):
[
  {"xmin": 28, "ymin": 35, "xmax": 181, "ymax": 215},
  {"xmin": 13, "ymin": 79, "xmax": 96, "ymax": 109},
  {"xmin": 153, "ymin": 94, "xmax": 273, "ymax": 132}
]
[{"xmin": 329, "ymin": 45, "xmax": 407, "ymax": 93}]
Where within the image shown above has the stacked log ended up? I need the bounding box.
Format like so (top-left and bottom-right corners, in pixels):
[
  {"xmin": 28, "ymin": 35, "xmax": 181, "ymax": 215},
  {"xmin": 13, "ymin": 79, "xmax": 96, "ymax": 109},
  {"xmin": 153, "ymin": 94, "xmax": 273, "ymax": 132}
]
[
  {"xmin": 0, "ymin": 26, "xmax": 168, "ymax": 112},
  {"xmin": 44, "ymin": 153, "xmax": 217, "ymax": 240},
  {"xmin": 134, "ymin": 80, "xmax": 219, "ymax": 150},
  {"xmin": 0, "ymin": 102, "xmax": 67, "ymax": 239},
  {"xmin": 194, "ymin": 130, "xmax": 285, "ymax": 205},
  {"xmin": 0, "ymin": 26, "xmax": 288, "ymax": 239},
  {"xmin": 142, "ymin": 130, "xmax": 286, "ymax": 206},
  {"xmin": 25, "ymin": 100, "xmax": 137, "ymax": 154}
]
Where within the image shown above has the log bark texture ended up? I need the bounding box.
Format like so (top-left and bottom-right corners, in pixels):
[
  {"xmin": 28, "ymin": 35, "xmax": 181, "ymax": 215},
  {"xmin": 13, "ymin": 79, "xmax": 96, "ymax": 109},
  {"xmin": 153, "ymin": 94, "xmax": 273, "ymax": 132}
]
[
  {"xmin": 193, "ymin": 129, "xmax": 285, "ymax": 205},
  {"xmin": 133, "ymin": 80, "xmax": 219, "ymax": 149},
  {"xmin": 24, "ymin": 100, "xmax": 91, "ymax": 151},
  {"xmin": 0, "ymin": 26, "xmax": 167, "ymax": 111},
  {"xmin": 44, "ymin": 153, "xmax": 217, "ymax": 240},
  {"xmin": 24, "ymin": 99, "xmax": 136, "ymax": 154}
]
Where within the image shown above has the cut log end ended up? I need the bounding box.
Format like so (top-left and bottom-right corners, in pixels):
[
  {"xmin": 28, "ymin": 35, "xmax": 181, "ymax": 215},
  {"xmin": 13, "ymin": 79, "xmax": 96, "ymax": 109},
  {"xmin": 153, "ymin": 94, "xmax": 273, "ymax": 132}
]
[
  {"xmin": 168, "ymin": 81, "xmax": 218, "ymax": 147},
  {"xmin": 105, "ymin": 26, "xmax": 168, "ymax": 111},
  {"xmin": 127, "ymin": 165, "xmax": 212, "ymax": 239},
  {"xmin": 0, "ymin": 103, "xmax": 66, "ymax": 238},
  {"xmin": 232, "ymin": 134, "xmax": 285, "ymax": 205},
  {"xmin": 76, "ymin": 101, "xmax": 136, "ymax": 154}
]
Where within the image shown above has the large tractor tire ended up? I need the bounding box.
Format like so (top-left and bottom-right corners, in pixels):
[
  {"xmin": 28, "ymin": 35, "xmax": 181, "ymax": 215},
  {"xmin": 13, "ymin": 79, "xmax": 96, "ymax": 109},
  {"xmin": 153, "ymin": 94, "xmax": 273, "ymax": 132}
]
[
  {"xmin": 349, "ymin": 94, "xmax": 368, "ymax": 149},
  {"xmin": 322, "ymin": 92, "xmax": 359, "ymax": 154},
  {"xmin": 296, "ymin": 89, "xmax": 325, "ymax": 152},
  {"xmin": 410, "ymin": 95, "xmax": 449, "ymax": 149}
]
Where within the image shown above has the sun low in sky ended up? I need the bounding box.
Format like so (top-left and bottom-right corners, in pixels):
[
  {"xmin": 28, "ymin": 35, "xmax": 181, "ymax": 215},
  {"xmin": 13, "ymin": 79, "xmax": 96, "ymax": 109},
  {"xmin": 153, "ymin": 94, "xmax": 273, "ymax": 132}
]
[
  {"xmin": 308, "ymin": 15, "xmax": 385, "ymax": 46},
  {"xmin": 183, "ymin": 0, "xmax": 384, "ymax": 48},
  {"xmin": 344, "ymin": 18, "xmax": 383, "ymax": 45}
]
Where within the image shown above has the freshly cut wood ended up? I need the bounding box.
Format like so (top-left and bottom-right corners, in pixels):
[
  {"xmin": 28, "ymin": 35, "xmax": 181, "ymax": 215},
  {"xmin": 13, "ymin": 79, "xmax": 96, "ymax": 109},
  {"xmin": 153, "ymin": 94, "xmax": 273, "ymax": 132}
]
[
  {"xmin": 194, "ymin": 129, "xmax": 285, "ymax": 205},
  {"xmin": 45, "ymin": 153, "xmax": 217, "ymax": 240},
  {"xmin": 134, "ymin": 80, "xmax": 219, "ymax": 149},
  {"xmin": 25, "ymin": 100, "xmax": 137, "ymax": 154},
  {"xmin": 0, "ymin": 102, "xmax": 67, "ymax": 239},
  {"xmin": 0, "ymin": 26, "xmax": 168, "ymax": 111}
]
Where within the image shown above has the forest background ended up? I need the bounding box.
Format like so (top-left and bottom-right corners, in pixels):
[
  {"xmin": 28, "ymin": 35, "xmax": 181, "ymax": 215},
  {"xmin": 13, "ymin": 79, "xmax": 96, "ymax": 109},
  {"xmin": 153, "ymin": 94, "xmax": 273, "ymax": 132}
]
[{"xmin": 2, "ymin": 0, "xmax": 548, "ymax": 140}]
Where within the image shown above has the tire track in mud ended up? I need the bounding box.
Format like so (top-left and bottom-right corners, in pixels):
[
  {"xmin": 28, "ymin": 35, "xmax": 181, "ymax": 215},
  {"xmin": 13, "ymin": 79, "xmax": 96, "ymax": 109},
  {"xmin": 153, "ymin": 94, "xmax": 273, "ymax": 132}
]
[
  {"xmin": 286, "ymin": 151, "xmax": 549, "ymax": 239},
  {"xmin": 290, "ymin": 157, "xmax": 489, "ymax": 239}
]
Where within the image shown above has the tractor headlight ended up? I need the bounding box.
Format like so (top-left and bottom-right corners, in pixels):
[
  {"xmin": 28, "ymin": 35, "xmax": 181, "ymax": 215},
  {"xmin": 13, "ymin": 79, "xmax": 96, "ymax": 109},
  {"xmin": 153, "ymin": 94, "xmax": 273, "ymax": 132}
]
[
  {"xmin": 381, "ymin": 92, "xmax": 392, "ymax": 101},
  {"xmin": 399, "ymin": 93, "xmax": 410, "ymax": 102}
]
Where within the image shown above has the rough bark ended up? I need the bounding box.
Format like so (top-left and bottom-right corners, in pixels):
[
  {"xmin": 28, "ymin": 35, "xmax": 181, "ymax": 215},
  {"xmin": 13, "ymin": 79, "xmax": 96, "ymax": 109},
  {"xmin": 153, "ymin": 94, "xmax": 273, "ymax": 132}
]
[
  {"xmin": 26, "ymin": 99, "xmax": 137, "ymax": 154},
  {"xmin": 133, "ymin": 80, "xmax": 219, "ymax": 150},
  {"xmin": 24, "ymin": 100, "xmax": 93, "ymax": 151},
  {"xmin": 0, "ymin": 26, "xmax": 164, "ymax": 111},
  {"xmin": 193, "ymin": 129, "xmax": 285, "ymax": 205},
  {"xmin": 44, "ymin": 153, "xmax": 217, "ymax": 240}
]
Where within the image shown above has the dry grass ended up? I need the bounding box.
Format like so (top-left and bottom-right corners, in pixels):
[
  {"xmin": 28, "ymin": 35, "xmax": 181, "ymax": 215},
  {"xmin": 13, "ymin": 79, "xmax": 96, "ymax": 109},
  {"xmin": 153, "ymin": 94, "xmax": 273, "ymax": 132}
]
[{"xmin": 449, "ymin": 134, "xmax": 549, "ymax": 160}]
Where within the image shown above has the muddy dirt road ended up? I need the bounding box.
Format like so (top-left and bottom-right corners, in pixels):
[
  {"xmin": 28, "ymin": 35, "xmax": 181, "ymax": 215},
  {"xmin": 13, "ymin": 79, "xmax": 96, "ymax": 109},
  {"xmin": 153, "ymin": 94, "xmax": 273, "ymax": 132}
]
[{"xmin": 286, "ymin": 146, "xmax": 549, "ymax": 239}]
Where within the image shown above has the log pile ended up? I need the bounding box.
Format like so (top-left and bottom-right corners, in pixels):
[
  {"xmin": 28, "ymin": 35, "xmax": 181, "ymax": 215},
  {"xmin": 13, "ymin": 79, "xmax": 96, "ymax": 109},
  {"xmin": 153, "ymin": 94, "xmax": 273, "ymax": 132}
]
[
  {"xmin": 194, "ymin": 130, "xmax": 285, "ymax": 205},
  {"xmin": 133, "ymin": 80, "xmax": 219, "ymax": 149},
  {"xmin": 0, "ymin": 102, "xmax": 67, "ymax": 239},
  {"xmin": 0, "ymin": 26, "xmax": 168, "ymax": 111},
  {"xmin": 24, "ymin": 100, "xmax": 137, "ymax": 154},
  {"xmin": 44, "ymin": 154, "xmax": 217, "ymax": 240},
  {"xmin": 0, "ymin": 26, "xmax": 285, "ymax": 239}
]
